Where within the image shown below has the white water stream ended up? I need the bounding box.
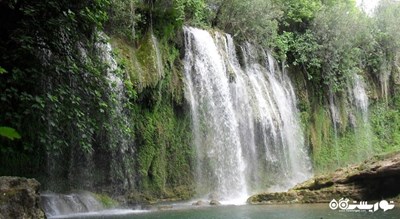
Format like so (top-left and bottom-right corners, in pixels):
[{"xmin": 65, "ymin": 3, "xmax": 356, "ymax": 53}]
[{"xmin": 183, "ymin": 27, "xmax": 312, "ymax": 204}]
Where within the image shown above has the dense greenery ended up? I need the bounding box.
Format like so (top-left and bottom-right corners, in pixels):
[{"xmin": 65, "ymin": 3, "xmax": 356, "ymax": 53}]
[
  {"xmin": 207, "ymin": 0, "xmax": 281, "ymax": 48},
  {"xmin": 0, "ymin": 0, "xmax": 114, "ymax": 179},
  {"xmin": 1, "ymin": 0, "xmax": 400, "ymax": 201},
  {"xmin": 301, "ymin": 0, "xmax": 400, "ymax": 171},
  {"xmin": 110, "ymin": 32, "xmax": 194, "ymax": 199},
  {"xmin": 0, "ymin": 0, "xmax": 196, "ymax": 198}
]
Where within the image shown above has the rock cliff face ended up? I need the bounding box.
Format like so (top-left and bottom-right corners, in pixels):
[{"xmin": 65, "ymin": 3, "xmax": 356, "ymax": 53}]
[
  {"xmin": 0, "ymin": 176, "xmax": 46, "ymax": 219},
  {"xmin": 248, "ymin": 152, "xmax": 400, "ymax": 204}
]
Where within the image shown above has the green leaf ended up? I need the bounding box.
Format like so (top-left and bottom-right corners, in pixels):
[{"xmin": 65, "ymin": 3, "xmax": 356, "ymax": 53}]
[
  {"xmin": 0, "ymin": 126, "xmax": 22, "ymax": 140},
  {"xmin": 0, "ymin": 66, "xmax": 7, "ymax": 74}
]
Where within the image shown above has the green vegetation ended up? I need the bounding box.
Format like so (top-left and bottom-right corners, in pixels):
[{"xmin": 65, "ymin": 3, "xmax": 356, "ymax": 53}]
[
  {"xmin": 0, "ymin": 127, "xmax": 21, "ymax": 140},
  {"xmin": 108, "ymin": 13, "xmax": 194, "ymax": 196},
  {"xmin": 370, "ymin": 101, "xmax": 400, "ymax": 153},
  {"xmin": 0, "ymin": 0, "xmax": 114, "ymax": 177},
  {"xmin": 94, "ymin": 193, "xmax": 118, "ymax": 208},
  {"xmin": 207, "ymin": 0, "xmax": 281, "ymax": 48},
  {"xmin": 0, "ymin": 0, "xmax": 197, "ymax": 200}
]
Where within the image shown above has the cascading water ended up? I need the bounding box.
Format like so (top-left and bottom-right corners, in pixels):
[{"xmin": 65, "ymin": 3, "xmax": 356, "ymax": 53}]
[
  {"xmin": 41, "ymin": 192, "xmax": 104, "ymax": 217},
  {"xmin": 41, "ymin": 192, "xmax": 147, "ymax": 218},
  {"xmin": 100, "ymin": 37, "xmax": 136, "ymax": 190},
  {"xmin": 326, "ymin": 72, "xmax": 373, "ymax": 166},
  {"xmin": 328, "ymin": 89, "xmax": 340, "ymax": 163},
  {"xmin": 380, "ymin": 68, "xmax": 390, "ymax": 102},
  {"xmin": 42, "ymin": 35, "xmax": 136, "ymax": 217},
  {"xmin": 352, "ymin": 74, "xmax": 369, "ymax": 122},
  {"xmin": 151, "ymin": 33, "xmax": 164, "ymax": 79},
  {"xmin": 329, "ymin": 72, "xmax": 371, "ymax": 165},
  {"xmin": 350, "ymin": 74, "xmax": 372, "ymax": 154},
  {"xmin": 183, "ymin": 28, "xmax": 248, "ymax": 203},
  {"xmin": 183, "ymin": 27, "xmax": 312, "ymax": 203}
]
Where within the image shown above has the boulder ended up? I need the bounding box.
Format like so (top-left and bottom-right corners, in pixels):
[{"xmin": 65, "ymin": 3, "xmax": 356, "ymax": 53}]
[
  {"xmin": 248, "ymin": 152, "xmax": 400, "ymax": 204},
  {"xmin": 192, "ymin": 200, "xmax": 207, "ymax": 206},
  {"xmin": 209, "ymin": 199, "xmax": 221, "ymax": 206},
  {"xmin": 0, "ymin": 176, "xmax": 46, "ymax": 219}
]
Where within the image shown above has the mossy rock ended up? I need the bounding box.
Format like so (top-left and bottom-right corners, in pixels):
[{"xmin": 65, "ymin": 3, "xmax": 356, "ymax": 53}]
[
  {"xmin": 127, "ymin": 190, "xmax": 159, "ymax": 205},
  {"xmin": 249, "ymin": 152, "xmax": 400, "ymax": 205},
  {"xmin": 0, "ymin": 176, "xmax": 46, "ymax": 219},
  {"xmin": 93, "ymin": 193, "xmax": 118, "ymax": 208}
]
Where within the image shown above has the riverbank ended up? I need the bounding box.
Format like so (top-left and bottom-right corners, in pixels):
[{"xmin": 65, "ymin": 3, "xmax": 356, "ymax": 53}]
[{"xmin": 248, "ymin": 151, "xmax": 400, "ymax": 204}]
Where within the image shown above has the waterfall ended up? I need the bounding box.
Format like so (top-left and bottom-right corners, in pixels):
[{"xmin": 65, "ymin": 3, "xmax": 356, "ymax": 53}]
[
  {"xmin": 45, "ymin": 33, "xmax": 135, "ymax": 192},
  {"xmin": 183, "ymin": 27, "xmax": 312, "ymax": 203},
  {"xmin": 151, "ymin": 33, "xmax": 164, "ymax": 79},
  {"xmin": 98, "ymin": 35, "xmax": 135, "ymax": 191},
  {"xmin": 41, "ymin": 192, "xmax": 146, "ymax": 218},
  {"xmin": 352, "ymin": 74, "xmax": 369, "ymax": 122},
  {"xmin": 183, "ymin": 27, "xmax": 248, "ymax": 203},
  {"xmin": 42, "ymin": 37, "xmax": 138, "ymax": 218},
  {"xmin": 350, "ymin": 74, "xmax": 372, "ymax": 155},
  {"xmin": 41, "ymin": 193, "xmax": 104, "ymax": 217},
  {"xmin": 328, "ymin": 89, "xmax": 340, "ymax": 163}
]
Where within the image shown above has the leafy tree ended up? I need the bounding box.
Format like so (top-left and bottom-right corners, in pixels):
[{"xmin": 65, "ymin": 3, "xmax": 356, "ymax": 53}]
[
  {"xmin": 372, "ymin": 0, "xmax": 400, "ymax": 72},
  {"xmin": 0, "ymin": 0, "xmax": 115, "ymax": 181},
  {"xmin": 280, "ymin": 2, "xmax": 368, "ymax": 92},
  {"xmin": 277, "ymin": 0, "xmax": 321, "ymax": 32},
  {"xmin": 173, "ymin": 0, "xmax": 207, "ymax": 26},
  {"xmin": 207, "ymin": 0, "xmax": 281, "ymax": 48},
  {"xmin": 107, "ymin": 0, "xmax": 141, "ymax": 40}
]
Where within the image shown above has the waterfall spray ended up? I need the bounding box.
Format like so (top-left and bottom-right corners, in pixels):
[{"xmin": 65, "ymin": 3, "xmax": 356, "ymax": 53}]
[{"xmin": 183, "ymin": 27, "xmax": 312, "ymax": 203}]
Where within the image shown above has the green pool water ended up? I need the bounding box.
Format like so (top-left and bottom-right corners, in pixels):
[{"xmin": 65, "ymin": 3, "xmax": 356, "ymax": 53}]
[{"xmin": 51, "ymin": 204, "xmax": 400, "ymax": 219}]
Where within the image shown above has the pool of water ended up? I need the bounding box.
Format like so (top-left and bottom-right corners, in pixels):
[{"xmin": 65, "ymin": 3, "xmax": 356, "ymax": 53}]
[{"xmin": 50, "ymin": 204, "xmax": 399, "ymax": 219}]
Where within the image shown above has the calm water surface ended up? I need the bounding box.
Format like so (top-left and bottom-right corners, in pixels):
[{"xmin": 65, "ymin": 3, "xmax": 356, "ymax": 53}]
[{"xmin": 51, "ymin": 204, "xmax": 400, "ymax": 219}]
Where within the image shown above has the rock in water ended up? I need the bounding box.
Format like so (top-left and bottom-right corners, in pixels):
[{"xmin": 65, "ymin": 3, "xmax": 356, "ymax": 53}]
[
  {"xmin": 248, "ymin": 152, "xmax": 400, "ymax": 204},
  {"xmin": 0, "ymin": 176, "xmax": 46, "ymax": 219},
  {"xmin": 192, "ymin": 200, "xmax": 207, "ymax": 206},
  {"xmin": 210, "ymin": 200, "xmax": 221, "ymax": 206}
]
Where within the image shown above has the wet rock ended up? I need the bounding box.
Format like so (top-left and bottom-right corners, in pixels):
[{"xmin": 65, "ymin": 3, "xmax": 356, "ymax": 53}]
[
  {"xmin": 210, "ymin": 199, "xmax": 221, "ymax": 206},
  {"xmin": 0, "ymin": 176, "xmax": 46, "ymax": 219},
  {"xmin": 192, "ymin": 200, "xmax": 207, "ymax": 206},
  {"xmin": 248, "ymin": 152, "xmax": 400, "ymax": 204}
]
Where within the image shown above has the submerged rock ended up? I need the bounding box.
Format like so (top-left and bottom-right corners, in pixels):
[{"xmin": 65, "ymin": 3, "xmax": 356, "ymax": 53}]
[
  {"xmin": 0, "ymin": 176, "xmax": 46, "ymax": 219},
  {"xmin": 248, "ymin": 152, "xmax": 400, "ymax": 204},
  {"xmin": 210, "ymin": 200, "xmax": 221, "ymax": 206}
]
